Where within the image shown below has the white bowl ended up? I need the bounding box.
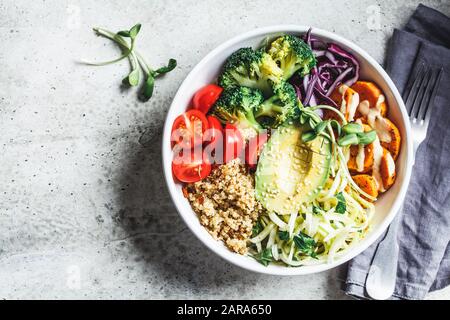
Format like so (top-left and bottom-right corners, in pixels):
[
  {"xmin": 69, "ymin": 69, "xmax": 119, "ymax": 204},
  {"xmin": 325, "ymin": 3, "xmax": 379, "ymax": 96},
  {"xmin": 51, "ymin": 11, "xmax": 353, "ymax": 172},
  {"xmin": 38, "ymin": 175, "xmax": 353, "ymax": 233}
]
[{"xmin": 162, "ymin": 25, "xmax": 413, "ymax": 275}]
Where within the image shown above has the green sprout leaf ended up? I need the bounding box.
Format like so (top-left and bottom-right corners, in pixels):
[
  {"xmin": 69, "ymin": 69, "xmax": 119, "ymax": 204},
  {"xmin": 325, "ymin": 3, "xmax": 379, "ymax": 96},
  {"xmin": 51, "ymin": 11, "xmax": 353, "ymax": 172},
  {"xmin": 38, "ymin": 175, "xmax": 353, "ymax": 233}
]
[
  {"xmin": 117, "ymin": 30, "xmax": 131, "ymax": 37},
  {"xmin": 337, "ymin": 133, "xmax": 359, "ymax": 146},
  {"xmin": 129, "ymin": 23, "xmax": 141, "ymax": 39},
  {"xmin": 342, "ymin": 122, "xmax": 363, "ymax": 134},
  {"xmin": 308, "ymin": 116, "xmax": 317, "ymax": 131},
  {"xmin": 314, "ymin": 121, "xmax": 328, "ymax": 135},
  {"xmin": 85, "ymin": 23, "xmax": 176, "ymax": 102},
  {"xmin": 302, "ymin": 131, "xmax": 317, "ymax": 143},
  {"xmin": 141, "ymin": 74, "xmax": 155, "ymax": 101},
  {"xmin": 123, "ymin": 68, "xmax": 140, "ymax": 86},
  {"xmin": 299, "ymin": 112, "xmax": 309, "ymax": 125},
  {"xmin": 357, "ymin": 130, "xmax": 377, "ymax": 145},
  {"xmin": 155, "ymin": 58, "xmax": 177, "ymax": 76}
]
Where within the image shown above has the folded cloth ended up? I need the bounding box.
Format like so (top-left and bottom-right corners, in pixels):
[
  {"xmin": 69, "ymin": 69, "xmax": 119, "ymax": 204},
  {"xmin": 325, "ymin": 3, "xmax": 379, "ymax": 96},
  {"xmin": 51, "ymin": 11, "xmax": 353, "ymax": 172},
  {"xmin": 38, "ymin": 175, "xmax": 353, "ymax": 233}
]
[{"xmin": 344, "ymin": 4, "xmax": 450, "ymax": 300}]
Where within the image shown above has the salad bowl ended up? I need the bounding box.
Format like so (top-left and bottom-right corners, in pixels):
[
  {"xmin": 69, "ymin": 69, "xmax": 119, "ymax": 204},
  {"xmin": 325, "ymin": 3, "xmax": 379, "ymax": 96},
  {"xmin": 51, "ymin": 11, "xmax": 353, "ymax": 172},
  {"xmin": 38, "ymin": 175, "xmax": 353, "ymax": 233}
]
[{"xmin": 162, "ymin": 25, "xmax": 413, "ymax": 275}]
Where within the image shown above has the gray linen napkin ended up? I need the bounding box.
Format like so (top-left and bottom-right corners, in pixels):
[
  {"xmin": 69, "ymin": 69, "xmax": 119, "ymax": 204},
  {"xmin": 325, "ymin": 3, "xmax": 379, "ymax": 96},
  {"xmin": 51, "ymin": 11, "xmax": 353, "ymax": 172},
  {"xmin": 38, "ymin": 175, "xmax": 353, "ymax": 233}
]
[{"xmin": 344, "ymin": 4, "xmax": 450, "ymax": 300}]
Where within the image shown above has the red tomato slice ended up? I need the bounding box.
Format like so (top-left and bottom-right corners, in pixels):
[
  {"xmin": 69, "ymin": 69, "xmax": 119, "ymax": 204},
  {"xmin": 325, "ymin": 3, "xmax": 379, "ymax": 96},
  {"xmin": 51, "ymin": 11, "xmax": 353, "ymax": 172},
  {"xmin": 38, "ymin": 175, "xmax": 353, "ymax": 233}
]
[
  {"xmin": 203, "ymin": 115, "xmax": 223, "ymax": 149},
  {"xmin": 171, "ymin": 110, "xmax": 209, "ymax": 149},
  {"xmin": 245, "ymin": 132, "xmax": 269, "ymax": 169},
  {"xmin": 193, "ymin": 84, "xmax": 223, "ymax": 114},
  {"xmin": 172, "ymin": 148, "xmax": 211, "ymax": 183},
  {"xmin": 224, "ymin": 123, "xmax": 244, "ymax": 164}
]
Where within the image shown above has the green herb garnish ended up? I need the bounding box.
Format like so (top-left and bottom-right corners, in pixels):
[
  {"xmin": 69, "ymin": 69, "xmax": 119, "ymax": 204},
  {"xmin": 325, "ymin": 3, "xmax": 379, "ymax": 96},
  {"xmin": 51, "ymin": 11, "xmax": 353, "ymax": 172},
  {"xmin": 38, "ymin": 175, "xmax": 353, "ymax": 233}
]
[
  {"xmin": 252, "ymin": 220, "xmax": 264, "ymax": 237},
  {"xmin": 254, "ymin": 248, "xmax": 273, "ymax": 266},
  {"xmin": 293, "ymin": 232, "xmax": 317, "ymax": 258},
  {"xmin": 84, "ymin": 23, "xmax": 177, "ymax": 101},
  {"xmin": 313, "ymin": 205, "xmax": 322, "ymax": 215},
  {"xmin": 335, "ymin": 192, "xmax": 346, "ymax": 214},
  {"xmin": 278, "ymin": 230, "xmax": 290, "ymax": 241}
]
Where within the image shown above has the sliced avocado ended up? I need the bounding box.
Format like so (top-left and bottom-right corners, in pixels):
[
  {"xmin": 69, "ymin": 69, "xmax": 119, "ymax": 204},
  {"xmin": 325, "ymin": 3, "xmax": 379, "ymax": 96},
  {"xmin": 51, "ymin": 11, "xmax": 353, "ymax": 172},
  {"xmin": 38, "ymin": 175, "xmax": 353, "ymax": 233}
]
[{"xmin": 255, "ymin": 123, "xmax": 331, "ymax": 215}]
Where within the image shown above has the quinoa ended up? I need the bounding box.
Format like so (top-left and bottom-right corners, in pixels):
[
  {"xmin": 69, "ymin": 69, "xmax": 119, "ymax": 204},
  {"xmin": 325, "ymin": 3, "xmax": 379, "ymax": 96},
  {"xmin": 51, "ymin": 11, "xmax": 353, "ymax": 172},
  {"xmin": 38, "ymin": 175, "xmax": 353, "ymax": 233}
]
[{"xmin": 184, "ymin": 159, "xmax": 263, "ymax": 254}]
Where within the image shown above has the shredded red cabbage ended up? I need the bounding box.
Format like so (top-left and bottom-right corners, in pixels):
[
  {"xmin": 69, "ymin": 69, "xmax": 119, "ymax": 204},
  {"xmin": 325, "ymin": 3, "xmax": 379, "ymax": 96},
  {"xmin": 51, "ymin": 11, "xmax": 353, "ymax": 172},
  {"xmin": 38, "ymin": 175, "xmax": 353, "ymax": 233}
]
[{"xmin": 291, "ymin": 28, "xmax": 360, "ymax": 107}]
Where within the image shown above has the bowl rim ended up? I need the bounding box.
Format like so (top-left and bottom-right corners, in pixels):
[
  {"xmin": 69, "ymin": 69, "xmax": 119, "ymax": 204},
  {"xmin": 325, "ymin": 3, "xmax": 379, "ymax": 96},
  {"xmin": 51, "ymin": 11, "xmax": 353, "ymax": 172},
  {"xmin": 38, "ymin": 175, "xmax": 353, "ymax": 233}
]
[{"xmin": 161, "ymin": 25, "xmax": 413, "ymax": 275}]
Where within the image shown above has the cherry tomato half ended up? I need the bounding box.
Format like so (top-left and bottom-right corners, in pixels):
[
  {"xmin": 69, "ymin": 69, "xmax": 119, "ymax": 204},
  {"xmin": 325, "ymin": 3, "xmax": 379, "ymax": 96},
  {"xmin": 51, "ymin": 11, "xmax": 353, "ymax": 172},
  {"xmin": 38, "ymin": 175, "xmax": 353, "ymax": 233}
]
[
  {"xmin": 245, "ymin": 132, "xmax": 269, "ymax": 169},
  {"xmin": 193, "ymin": 84, "xmax": 223, "ymax": 114},
  {"xmin": 203, "ymin": 115, "xmax": 223, "ymax": 149},
  {"xmin": 171, "ymin": 110, "xmax": 209, "ymax": 149},
  {"xmin": 224, "ymin": 123, "xmax": 244, "ymax": 164},
  {"xmin": 172, "ymin": 147, "xmax": 211, "ymax": 183}
]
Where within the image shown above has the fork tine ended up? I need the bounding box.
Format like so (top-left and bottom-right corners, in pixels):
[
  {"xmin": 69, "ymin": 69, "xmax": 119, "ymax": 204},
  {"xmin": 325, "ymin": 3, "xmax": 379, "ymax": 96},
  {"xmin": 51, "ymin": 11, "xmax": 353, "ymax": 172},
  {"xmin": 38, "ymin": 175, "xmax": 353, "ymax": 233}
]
[
  {"xmin": 403, "ymin": 64, "xmax": 425, "ymax": 114},
  {"xmin": 409, "ymin": 66, "xmax": 432, "ymax": 120},
  {"xmin": 416, "ymin": 67, "xmax": 437, "ymax": 121},
  {"xmin": 403, "ymin": 63, "xmax": 424, "ymax": 102},
  {"xmin": 420, "ymin": 67, "xmax": 443, "ymax": 122}
]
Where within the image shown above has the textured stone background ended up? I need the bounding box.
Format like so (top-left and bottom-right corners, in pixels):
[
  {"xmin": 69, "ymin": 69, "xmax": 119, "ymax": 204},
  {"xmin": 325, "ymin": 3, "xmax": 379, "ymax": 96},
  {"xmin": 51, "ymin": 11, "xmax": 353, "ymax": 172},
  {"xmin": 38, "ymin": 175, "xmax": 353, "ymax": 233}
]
[{"xmin": 1, "ymin": 0, "xmax": 449, "ymax": 299}]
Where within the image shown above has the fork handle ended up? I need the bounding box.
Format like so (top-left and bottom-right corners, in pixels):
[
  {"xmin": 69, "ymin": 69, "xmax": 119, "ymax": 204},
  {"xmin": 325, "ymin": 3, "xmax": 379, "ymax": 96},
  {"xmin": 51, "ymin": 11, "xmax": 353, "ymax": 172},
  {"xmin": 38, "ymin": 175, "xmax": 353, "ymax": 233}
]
[
  {"xmin": 366, "ymin": 129, "xmax": 420, "ymax": 298},
  {"xmin": 413, "ymin": 141, "xmax": 420, "ymax": 163},
  {"xmin": 365, "ymin": 211, "xmax": 401, "ymax": 299}
]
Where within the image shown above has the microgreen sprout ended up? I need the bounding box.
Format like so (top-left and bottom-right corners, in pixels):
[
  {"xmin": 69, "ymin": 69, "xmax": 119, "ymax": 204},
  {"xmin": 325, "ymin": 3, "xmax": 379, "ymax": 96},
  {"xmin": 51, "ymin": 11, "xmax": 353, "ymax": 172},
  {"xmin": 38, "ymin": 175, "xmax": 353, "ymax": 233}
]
[{"xmin": 83, "ymin": 23, "xmax": 177, "ymax": 101}]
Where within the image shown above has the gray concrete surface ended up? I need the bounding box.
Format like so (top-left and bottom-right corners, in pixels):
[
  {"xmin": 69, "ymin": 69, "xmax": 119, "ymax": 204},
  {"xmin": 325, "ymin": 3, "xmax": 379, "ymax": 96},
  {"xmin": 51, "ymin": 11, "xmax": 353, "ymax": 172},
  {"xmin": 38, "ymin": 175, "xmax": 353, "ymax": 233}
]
[{"xmin": 1, "ymin": 0, "xmax": 449, "ymax": 300}]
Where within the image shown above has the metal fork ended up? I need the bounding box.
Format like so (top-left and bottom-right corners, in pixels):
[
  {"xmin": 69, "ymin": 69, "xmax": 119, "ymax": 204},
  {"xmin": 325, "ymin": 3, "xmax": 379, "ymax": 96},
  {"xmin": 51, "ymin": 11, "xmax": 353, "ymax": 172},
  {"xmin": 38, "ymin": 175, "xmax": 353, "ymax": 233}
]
[
  {"xmin": 404, "ymin": 64, "xmax": 443, "ymax": 155},
  {"xmin": 365, "ymin": 64, "xmax": 443, "ymax": 300}
]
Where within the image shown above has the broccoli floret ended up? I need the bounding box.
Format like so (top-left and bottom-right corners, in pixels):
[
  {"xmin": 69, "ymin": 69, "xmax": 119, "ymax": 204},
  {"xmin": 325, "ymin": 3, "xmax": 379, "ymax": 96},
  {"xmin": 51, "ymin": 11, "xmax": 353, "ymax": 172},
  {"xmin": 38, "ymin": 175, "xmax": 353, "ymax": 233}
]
[
  {"xmin": 254, "ymin": 81, "xmax": 300, "ymax": 128},
  {"xmin": 211, "ymin": 86, "xmax": 264, "ymax": 137},
  {"xmin": 218, "ymin": 48, "xmax": 283, "ymax": 97},
  {"xmin": 268, "ymin": 34, "xmax": 316, "ymax": 80}
]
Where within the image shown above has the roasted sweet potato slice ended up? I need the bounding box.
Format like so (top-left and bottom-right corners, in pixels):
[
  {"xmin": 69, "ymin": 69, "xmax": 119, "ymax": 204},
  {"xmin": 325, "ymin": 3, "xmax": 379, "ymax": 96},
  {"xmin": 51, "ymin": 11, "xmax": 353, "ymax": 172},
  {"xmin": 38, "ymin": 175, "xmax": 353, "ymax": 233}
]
[
  {"xmin": 328, "ymin": 85, "xmax": 360, "ymax": 121},
  {"xmin": 380, "ymin": 148, "xmax": 396, "ymax": 190},
  {"xmin": 351, "ymin": 81, "xmax": 388, "ymax": 117},
  {"xmin": 347, "ymin": 124, "xmax": 373, "ymax": 173},
  {"xmin": 348, "ymin": 144, "xmax": 374, "ymax": 174},
  {"xmin": 380, "ymin": 118, "xmax": 401, "ymax": 161},
  {"xmin": 352, "ymin": 174, "xmax": 379, "ymax": 201}
]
